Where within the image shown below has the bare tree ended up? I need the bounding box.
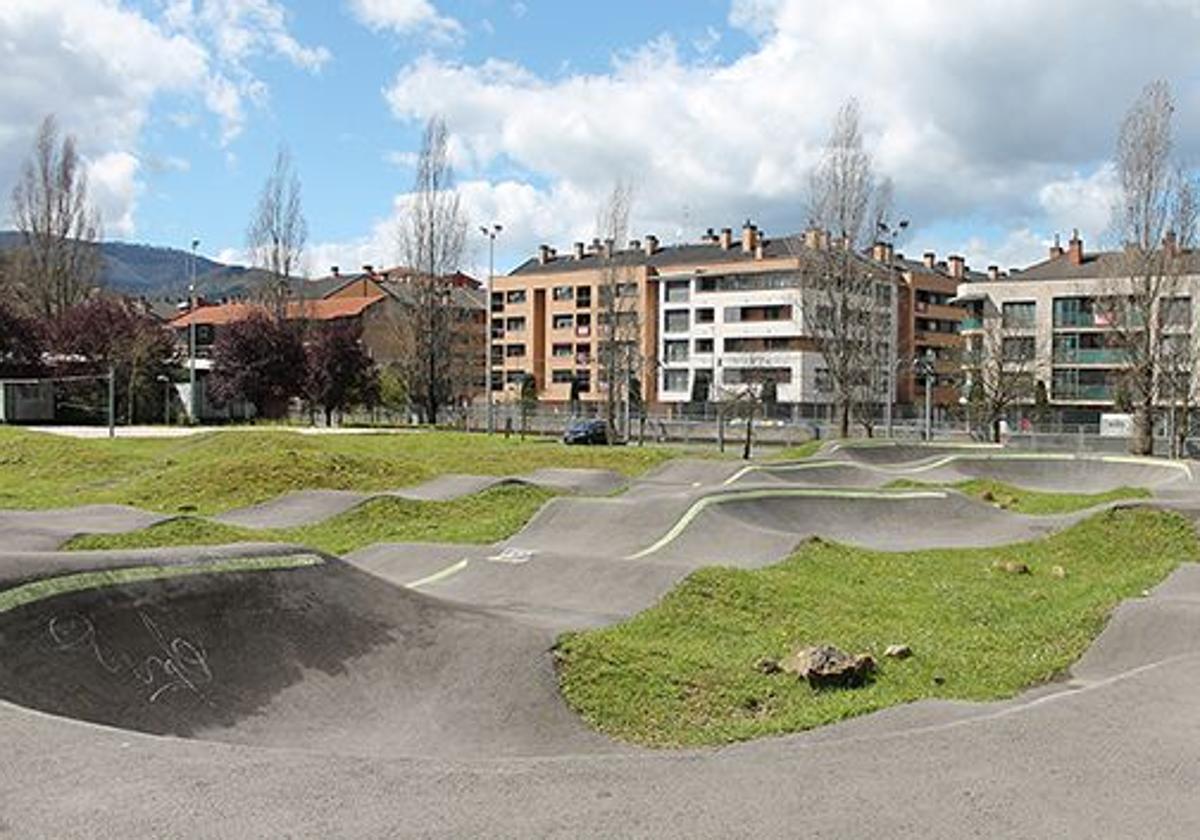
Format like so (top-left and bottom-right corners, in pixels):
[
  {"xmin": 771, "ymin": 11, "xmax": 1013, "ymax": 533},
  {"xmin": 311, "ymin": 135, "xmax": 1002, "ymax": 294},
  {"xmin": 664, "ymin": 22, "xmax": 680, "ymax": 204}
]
[
  {"xmin": 595, "ymin": 181, "xmax": 642, "ymax": 438},
  {"xmin": 797, "ymin": 99, "xmax": 891, "ymax": 437},
  {"xmin": 1103, "ymin": 81, "xmax": 1199, "ymax": 455},
  {"xmin": 247, "ymin": 145, "xmax": 308, "ymax": 314},
  {"xmin": 395, "ymin": 116, "xmax": 468, "ymax": 424},
  {"xmin": 961, "ymin": 317, "xmax": 1037, "ymax": 442},
  {"xmin": 10, "ymin": 115, "xmax": 102, "ymax": 319}
]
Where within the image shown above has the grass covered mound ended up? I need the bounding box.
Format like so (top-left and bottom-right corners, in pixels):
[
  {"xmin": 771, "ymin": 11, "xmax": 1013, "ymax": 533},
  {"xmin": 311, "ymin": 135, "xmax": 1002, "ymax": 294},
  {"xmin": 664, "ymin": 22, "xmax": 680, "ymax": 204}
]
[
  {"xmin": 556, "ymin": 508, "xmax": 1197, "ymax": 747},
  {"xmin": 0, "ymin": 427, "xmax": 676, "ymax": 514},
  {"xmin": 64, "ymin": 485, "xmax": 555, "ymax": 555},
  {"xmin": 886, "ymin": 477, "xmax": 1151, "ymax": 515}
]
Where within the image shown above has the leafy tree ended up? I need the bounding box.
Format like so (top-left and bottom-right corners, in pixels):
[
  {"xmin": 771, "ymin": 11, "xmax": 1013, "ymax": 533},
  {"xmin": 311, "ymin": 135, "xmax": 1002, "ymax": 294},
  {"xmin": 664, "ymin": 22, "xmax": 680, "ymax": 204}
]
[
  {"xmin": 0, "ymin": 300, "xmax": 44, "ymax": 376},
  {"xmin": 305, "ymin": 319, "xmax": 379, "ymax": 426},
  {"xmin": 210, "ymin": 311, "xmax": 305, "ymax": 419},
  {"xmin": 378, "ymin": 363, "xmax": 409, "ymax": 420},
  {"xmin": 49, "ymin": 296, "xmax": 174, "ymax": 423}
]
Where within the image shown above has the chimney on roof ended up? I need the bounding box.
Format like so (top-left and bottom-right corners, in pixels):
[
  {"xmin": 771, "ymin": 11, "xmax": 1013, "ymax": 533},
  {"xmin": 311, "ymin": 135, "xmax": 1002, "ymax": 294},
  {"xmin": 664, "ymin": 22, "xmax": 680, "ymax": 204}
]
[
  {"xmin": 923, "ymin": 251, "xmax": 936, "ymax": 269},
  {"xmin": 573, "ymin": 241, "xmax": 585, "ymax": 259},
  {"xmin": 804, "ymin": 228, "xmax": 821, "ymax": 250},
  {"xmin": 703, "ymin": 227, "xmax": 716, "ymax": 243},
  {"xmin": 719, "ymin": 228, "xmax": 733, "ymax": 250},
  {"xmin": 1164, "ymin": 229, "xmax": 1179, "ymax": 256},
  {"xmin": 590, "ymin": 237, "xmax": 601, "ymax": 252},
  {"xmin": 1067, "ymin": 229, "xmax": 1083, "ymax": 265},
  {"xmin": 331, "ymin": 266, "xmax": 340, "ymax": 277},
  {"xmin": 819, "ymin": 230, "xmax": 831, "ymax": 250},
  {"xmin": 628, "ymin": 239, "xmax": 641, "ymax": 252},
  {"xmin": 1049, "ymin": 233, "xmax": 1065, "ymax": 259},
  {"xmin": 537, "ymin": 244, "xmax": 551, "ymax": 265},
  {"xmin": 948, "ymin": 254, "xmax": 965, "ymax": 280},
  {"xmin": 987, "ymin": 265, "xmax": 1000, "ymax": 281},
  {"xmin": 871, "ymin": 242, "xmax": 894, "ymax": 264},
  {"xmin": 741, "ymin": 220, "xmax": 759, "ymax": 254},
  {"xmin": 644, "ymin": 234, "xmax": 659, "ymax": 255},
  {"xmin": 602, "ymin": 238, "xmax": 615, "ymax": 259},
  {"xmin": 362, "ymin": 265, "xmax": 376, "ymax": 279}
]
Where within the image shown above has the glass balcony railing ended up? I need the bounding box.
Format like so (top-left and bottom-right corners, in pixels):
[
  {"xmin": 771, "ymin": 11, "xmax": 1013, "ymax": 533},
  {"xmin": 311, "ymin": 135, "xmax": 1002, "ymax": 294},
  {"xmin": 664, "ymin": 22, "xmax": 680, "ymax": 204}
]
[
  {"xmin": 1052, "ymin": 348, "xmax": 1127, "ymax": 365},
  {"xmin": 1054, "ymin": 384, "xmax": 1114, "ymax": 401},
  {"xmin": 1001, "ymin": 318, "xmax": 1037, "ymax": 331},
  {"xmin": 959, "ymin": 317, "xmax": 983, "ymax": 331}
]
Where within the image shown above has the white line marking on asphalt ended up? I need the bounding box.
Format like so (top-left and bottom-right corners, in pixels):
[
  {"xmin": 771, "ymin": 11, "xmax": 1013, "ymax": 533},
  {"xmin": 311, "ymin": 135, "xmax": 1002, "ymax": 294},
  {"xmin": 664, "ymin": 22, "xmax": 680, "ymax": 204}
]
[{"xmin": 406, "ymin": 559, "xmax": 469, "ymax": 588}]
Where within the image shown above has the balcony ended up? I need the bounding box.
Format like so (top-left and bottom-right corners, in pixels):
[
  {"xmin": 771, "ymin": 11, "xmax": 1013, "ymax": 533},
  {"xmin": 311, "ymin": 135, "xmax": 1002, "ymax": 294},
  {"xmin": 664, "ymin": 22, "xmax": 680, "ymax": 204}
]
[
  {"xmin": 1001, "ymin": 319, "xmax": 1037, "ymax": 332},
  {"xmin": 960, "ymin": 317, "xmax": 983, "ymax": 331},
  {"xmin": 1054, "ymin": 384, "xmax": 1114, "ymax": 402},
  {"xmin": 1053, "ymin": 348, "xmax": 1127, "ymax": 365}
]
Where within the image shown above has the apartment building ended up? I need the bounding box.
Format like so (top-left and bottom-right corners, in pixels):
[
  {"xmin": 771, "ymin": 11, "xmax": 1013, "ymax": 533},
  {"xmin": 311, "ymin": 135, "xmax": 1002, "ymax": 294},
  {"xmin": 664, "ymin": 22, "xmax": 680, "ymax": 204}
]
[
  {"xmin": 496, "ymin": 222, "xmax": 908, "ymax": 412},
  {"xmin": 955, "ymin": 232, "xmax": 1200, "ymax": 422}
]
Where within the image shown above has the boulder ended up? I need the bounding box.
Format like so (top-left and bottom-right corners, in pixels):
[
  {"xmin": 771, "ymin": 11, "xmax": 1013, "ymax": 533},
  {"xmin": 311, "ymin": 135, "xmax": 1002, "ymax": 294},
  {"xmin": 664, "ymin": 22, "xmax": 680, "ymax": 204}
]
[
  {"xmin": 884, "ymin": 643, "xmax": 913, "ymax": 659},
  {"xmin": 1050, "ymin": 565, "xmax": 1068, "ymax": 579},
  {"xmin": 994, "ymin": 560, "xmax": 1031, "ymax": 575},
  {"xmin": 781, "ymin": 645, "xmax": 876, "ymax": 689}
]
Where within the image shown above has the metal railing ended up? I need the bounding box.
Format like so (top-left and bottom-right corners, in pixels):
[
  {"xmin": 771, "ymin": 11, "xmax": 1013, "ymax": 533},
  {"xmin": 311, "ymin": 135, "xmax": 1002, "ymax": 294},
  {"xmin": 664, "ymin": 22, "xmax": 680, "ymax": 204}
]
[{"xmin": 1052, "ymin": 348, "xmax": 1127, "ymax": 365}]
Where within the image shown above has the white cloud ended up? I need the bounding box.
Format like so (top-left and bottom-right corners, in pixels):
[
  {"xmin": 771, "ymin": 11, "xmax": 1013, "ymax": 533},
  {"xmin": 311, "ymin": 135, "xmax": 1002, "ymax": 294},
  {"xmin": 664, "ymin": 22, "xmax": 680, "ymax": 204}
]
[
  {"xmin": 0, "ymin": 0, "xmax": 329, "ymax": 236},
  {"xmin": 346, "ymin": 0, "xmax": 462, "ymax": 40},
  {"xmin": 374, "ymin": 0, "xmax": 1200, "ymax": 270}
]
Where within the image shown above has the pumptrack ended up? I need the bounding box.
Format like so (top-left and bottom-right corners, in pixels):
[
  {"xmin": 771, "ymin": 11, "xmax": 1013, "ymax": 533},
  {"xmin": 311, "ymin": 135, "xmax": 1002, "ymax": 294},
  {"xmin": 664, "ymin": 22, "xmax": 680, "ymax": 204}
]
[{"xmin": 5, "ymin": 440, "xmax": 1200, "ymax": 838}]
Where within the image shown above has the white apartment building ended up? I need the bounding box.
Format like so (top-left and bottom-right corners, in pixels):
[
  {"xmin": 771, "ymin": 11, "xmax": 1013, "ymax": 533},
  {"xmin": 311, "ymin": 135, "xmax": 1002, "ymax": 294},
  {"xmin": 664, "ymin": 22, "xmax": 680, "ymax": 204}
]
[{"xmin": 956, "ymin": 233, "xmax": 1200, "ymax": 422}]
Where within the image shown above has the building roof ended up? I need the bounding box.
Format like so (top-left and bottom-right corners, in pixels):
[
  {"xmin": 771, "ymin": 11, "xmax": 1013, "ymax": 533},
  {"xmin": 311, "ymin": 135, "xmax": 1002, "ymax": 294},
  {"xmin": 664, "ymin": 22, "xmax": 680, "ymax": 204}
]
[
  {"xmin": 508, "ymin": 235, "xmax": 810, "ymax": 277},
  {"xmin": 169, "ymin": 295, "xmax": 385, "ymax": 327},
  {"xmin": 995, "ymin": 248, "xmax": 1200, "ymax": 282}
]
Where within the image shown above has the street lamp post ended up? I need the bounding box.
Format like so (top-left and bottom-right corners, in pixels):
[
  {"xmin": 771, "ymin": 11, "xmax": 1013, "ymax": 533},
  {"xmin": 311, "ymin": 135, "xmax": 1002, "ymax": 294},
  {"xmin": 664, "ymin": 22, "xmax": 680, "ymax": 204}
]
[
  {"xmin": 916, "ymin": 348, "xmax": 936, "ymax": 442},
  {"xmin": 877, "ymin": 219, "xmax": 908, "ymax": 438},
  {"xmin": 480, "ymin": 224, "xmax": 502, "ymax": 434},
  {"xmin": 187, "ymin": 238, "xmax": 199, "ymax": 424}
]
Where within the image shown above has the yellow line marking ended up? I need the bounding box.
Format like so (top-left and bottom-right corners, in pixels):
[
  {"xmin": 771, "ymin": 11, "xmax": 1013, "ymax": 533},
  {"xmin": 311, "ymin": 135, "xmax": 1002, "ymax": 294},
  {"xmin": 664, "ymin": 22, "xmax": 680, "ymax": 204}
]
[{"xmin": 405, "ymin": 558, "xmax": 469, "ymax": 589}]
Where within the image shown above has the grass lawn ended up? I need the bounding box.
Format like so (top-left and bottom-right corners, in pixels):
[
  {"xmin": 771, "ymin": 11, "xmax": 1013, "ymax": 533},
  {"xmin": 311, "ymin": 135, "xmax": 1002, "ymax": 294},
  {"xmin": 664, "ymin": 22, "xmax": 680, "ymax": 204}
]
[
  {"xmin": 885, "ymin": 477, "xmax": 1151, "ymax": 515},
  {"xmin": 0, "ymin": 426, "xmax": 679, "ymax": 514},
  {"xmin": 768, "ymin": 440, "xmax": 823, "ymax": 461},
  {"xmin": 64, "ymin": 484, "xmax": 555, "ymax": 555},
  {"xmin": 556, "ymin": 508, "xmax": 1197, "ymax": 747}
]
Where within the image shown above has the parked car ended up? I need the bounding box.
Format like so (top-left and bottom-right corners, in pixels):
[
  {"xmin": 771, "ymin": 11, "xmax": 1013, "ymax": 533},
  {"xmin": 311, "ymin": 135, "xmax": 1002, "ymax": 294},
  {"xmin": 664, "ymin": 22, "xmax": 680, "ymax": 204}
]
[{"xmin": 563, "ymin": 418, "xmax": 609, "ymax": 445}]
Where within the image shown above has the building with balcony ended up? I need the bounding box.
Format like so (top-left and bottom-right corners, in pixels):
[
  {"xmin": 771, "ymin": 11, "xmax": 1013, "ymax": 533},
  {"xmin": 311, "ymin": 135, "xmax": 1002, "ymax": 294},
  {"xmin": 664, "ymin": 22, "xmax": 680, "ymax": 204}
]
[
  {"xmin": 496, "ymin": 222, "xmax": 901, "ymax": 413},
  {"xmin": 955, "ymin": 232, "xmax": 1200, "ymax": 423}
]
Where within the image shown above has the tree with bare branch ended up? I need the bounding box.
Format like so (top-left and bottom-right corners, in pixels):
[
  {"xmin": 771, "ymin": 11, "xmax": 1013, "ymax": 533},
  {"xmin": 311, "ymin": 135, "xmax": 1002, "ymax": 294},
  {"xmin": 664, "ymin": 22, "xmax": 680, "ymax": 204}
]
[
  {"xmin": 10, "ymin": 115, "xmax": 102, "ymax": 319},
  {"xmin": 247, "ymin": 145, "xmax": 308, "ymax": 314},
  {"xmin": 797, "ymin": 99, "xmax": 892, "ymax": 437},
  {"xmin": 960, "ymin": 317, "xmax": 1038, "ymax": 442},
  {"xmin": 595, "ymin": 181, "xmax": 643, "ymax": 439},
  {"xmin": 1103, "ymin": 80, "xmax": 1199, "ymax": 455},
  {"xmin": 395, "ymin": 116, "xmax": 468, "ymax": 424}
]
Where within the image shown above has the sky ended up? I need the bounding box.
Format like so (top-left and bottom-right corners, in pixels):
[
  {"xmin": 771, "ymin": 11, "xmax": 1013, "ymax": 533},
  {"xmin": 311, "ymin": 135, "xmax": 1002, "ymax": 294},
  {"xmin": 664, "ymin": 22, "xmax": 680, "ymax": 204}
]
[{"xmin": 3, "ymin": 0, "xmax": 1200, "ymax": 281}]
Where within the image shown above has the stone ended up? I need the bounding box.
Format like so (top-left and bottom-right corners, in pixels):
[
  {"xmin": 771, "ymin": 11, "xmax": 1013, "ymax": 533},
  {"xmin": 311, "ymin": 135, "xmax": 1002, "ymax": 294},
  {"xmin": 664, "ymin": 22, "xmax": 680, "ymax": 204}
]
[
  {"xmin": 884, "ymin": 644, "xmax": 913, "ymax": 659},
  {"xmin": 781, "ymin": 645, "xmax": 876, "ymax": 689},
  {"xmin": 754, "ymin": 657, "xmax": 782, "ymax": 675},
  {"xmin": 1050, "ymin": 565, "xmax": 1068, "ymax": 579},
  {"xmin": 994, "ymin": 560, "xmax": 1031, "ymax": 575}
]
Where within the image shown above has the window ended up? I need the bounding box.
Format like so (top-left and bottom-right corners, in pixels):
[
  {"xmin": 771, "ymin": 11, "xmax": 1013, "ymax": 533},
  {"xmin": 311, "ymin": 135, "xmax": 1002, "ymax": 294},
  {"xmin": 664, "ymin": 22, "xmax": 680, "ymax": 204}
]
[
  {"xmin": 552, "ymin": 313, "xmax": 573, "ymax": 330},
  {"xmin": 1002, "ymin": 336, "xmax": 1036, "ymax": 361},
  {"xmin": 506, "ymin": 316, "xmax": 526, "ymax": 332},
  {"xmin": 1002, "ymin": 301, "xmax": 1037, "ymax": 329},
  {"xmin": 552, "ymin": 343, "xmax": 573, "ymax": 358},
  {"xmin": 576, "ymin": 312, "xmax": 592, "ymax": 337},
  {"xmin": 619, "ymin": 282, "xmax": 638, "ymax": 298},
  {"xmin": 505, "ymin": 370, "xmax": 527, "ymax": 384},
  {"xmin": 724, "ymin": 304, "xmax": 792, "ymax": 323},
  {"xmin": 665, "ymin": 340, "xmax": 689, "ymax": 363},
  {"xmin": 505, "ymin": 344, "xmax": 526, "ymax": 358},
  {"xmin": 815, "ymin": 368, "xmax": 832, "ymax": 393},
  {"xmin": 696, "ymin": 272, "xmax": 800, "ymax": 292},
  {"xmin": 574, "ymin": 369, "xmax": 591, "ymax": 392},
  {"xmin": 506, "ymin": 289, "xmax": 526, "ymax": 304},
  {"xmin": 575, "ymin": 344, "xmax": 591, "ymax": 365},
  {"xmin": 724, "ymin": 367, "xmax": 792, "ymax": 385},
  {"xmin": 724, "ymin": 336, "xmax": 806, "ymax": 353},
  {"xmin": 695, "ymin": 307, "xmax": 715, "ymax": 324},
  {"xmin": 195, "ymin": 325, "xmax": 215, "ymax": 346},
  {"xmin": 694, "ymin": 338, "xmax": 714, "ymax": 353},
  {"xmin": 490, "ymin": 292, "xmax": 504, "ymax": 313},
  {"xmin": 576, "ymin": 286, "xmax": 592, "ymax": 308},
  {"xmin": 552, "ymin": 285, "xmax": 574, "ymax": 301},
  {"xmin": 663, "ymin": 369, "xmax": 689, "ymax": 392},
  {"xmin": 664, "ymin": 310, "xmax": 689, "ymax": 333},
  {"xmin": 1161, "ymin": 297, "xmax": 1192, "ymax": 329},
  {"xmin": 665, "ymin": 279, "xmax": 690, "ymax": 303},
  {"xmin": 552, "ymin": 369, "xmax": 575, "ymax": 384}
]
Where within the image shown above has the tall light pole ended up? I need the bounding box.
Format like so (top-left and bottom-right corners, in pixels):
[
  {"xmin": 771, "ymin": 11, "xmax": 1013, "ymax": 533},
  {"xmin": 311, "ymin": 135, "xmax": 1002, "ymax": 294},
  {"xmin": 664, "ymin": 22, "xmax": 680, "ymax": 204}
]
[
  {"xmin": 188, "ymin": 238, "xmax": 199, "ymax": 424},
  {"xmin": 878, "ymin": 218, "xmax": 908, "ymax": 438},
  {"xmin": 917, "ymin": 348, "xmax": 936, "ymax": 442},
  {"xmin": 480, "ymin": 224, "xmax": 502, "ymax": 434}
]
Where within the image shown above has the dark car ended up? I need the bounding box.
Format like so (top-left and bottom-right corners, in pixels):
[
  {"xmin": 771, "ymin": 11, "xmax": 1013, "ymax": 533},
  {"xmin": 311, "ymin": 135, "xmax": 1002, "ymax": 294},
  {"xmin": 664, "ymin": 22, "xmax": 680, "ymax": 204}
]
[{"xmin": 563, "ymin": 418, "xmax": 609, "ymax": 445}]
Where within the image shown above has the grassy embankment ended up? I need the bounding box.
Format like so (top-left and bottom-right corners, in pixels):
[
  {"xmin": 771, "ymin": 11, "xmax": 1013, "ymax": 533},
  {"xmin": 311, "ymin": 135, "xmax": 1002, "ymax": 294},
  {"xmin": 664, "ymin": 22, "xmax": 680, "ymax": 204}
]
[
  {"xmin": 556, "ymin": 507, "xmax": 1196, "ymax": 747},
  {"xmin": 885, "ymin": 477, "xmax": 1151, "ymax": 515},
  {"xmin": 0, "ymin": 426, "xmax": 678, "ymax": 514},
  {"xmin": 65, "ymin": 484, "xmax": 554, "ymax": 555}
]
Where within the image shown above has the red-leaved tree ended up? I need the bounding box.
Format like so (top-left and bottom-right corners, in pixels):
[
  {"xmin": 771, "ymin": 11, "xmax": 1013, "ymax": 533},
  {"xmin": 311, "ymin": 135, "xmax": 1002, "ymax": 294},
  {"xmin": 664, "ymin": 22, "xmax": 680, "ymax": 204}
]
[
  {"xmin": 305, "ymin": 319, "xmax": 379, "ymax": 426},
  {"xmin": 209, "ymin": 310, "xmax": 305, "ymax": 419},
  {"xmin": 0, "ymin": 301, "xmax": 45, "ymax": 377}
]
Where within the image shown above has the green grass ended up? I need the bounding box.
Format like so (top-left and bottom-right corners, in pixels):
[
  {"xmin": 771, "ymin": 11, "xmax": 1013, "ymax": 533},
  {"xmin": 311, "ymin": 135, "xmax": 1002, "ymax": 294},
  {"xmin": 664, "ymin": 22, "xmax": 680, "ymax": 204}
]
[
  {"xmin": 768, "ymin": 440, "xmax": 823, "ymax": 461},
  {"xmin": 556, "ymin": 508, "xmax": 1197, "ymax": 747},
  {"xmin": 64, "ymin": 484, "xmax": 556, "ymax": 555},
  {"xmin": 0, "ymin": 427, "xmax": 679, "ymax": 514},
  {"xmin": 885, "ymin": 477, "xmax": 1151, "ymax": 515}
]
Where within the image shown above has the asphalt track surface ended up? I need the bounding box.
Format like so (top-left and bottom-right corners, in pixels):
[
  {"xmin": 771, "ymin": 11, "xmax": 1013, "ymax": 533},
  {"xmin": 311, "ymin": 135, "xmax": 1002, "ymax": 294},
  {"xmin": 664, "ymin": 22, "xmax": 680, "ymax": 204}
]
[{"xmin": 4, "ymin": 443, "xmax": 1200, "ymax": 837}]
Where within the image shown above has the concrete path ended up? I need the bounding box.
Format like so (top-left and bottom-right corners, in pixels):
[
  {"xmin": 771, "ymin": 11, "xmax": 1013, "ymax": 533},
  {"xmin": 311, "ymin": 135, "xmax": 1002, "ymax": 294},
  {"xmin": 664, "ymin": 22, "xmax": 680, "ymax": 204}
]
[{"xmin": 3, "ymin": 445, "xmax": 1200, "ymax": 837}]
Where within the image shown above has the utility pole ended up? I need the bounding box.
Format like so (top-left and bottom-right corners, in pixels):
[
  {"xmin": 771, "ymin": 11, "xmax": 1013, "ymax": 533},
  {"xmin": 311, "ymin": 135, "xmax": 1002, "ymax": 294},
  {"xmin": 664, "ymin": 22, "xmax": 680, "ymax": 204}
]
[
  {"xmin": 919, "ymin": 348, "xmax": 935, "ymax": 442},
  {"xmin": 107, "ymin": 366, "xmax": 115, "ymax": 439},
  {"xmin": 480, "ymin": 224, "xmax": 502, "ymax": 434},
  {"xmin": 188, "ymin": 238, "xmax": 199, "ymax": 424},
  {"xmin": 878, "ymin": 219, "xmax": 907, "ymax": 438}
]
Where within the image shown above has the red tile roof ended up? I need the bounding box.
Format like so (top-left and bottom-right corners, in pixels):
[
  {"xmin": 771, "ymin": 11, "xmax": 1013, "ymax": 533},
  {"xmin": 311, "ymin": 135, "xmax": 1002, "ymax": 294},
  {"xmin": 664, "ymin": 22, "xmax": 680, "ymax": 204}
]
[{"xmin": 170, "ymin": 295, "xmax": 384, "ymax": 328}]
